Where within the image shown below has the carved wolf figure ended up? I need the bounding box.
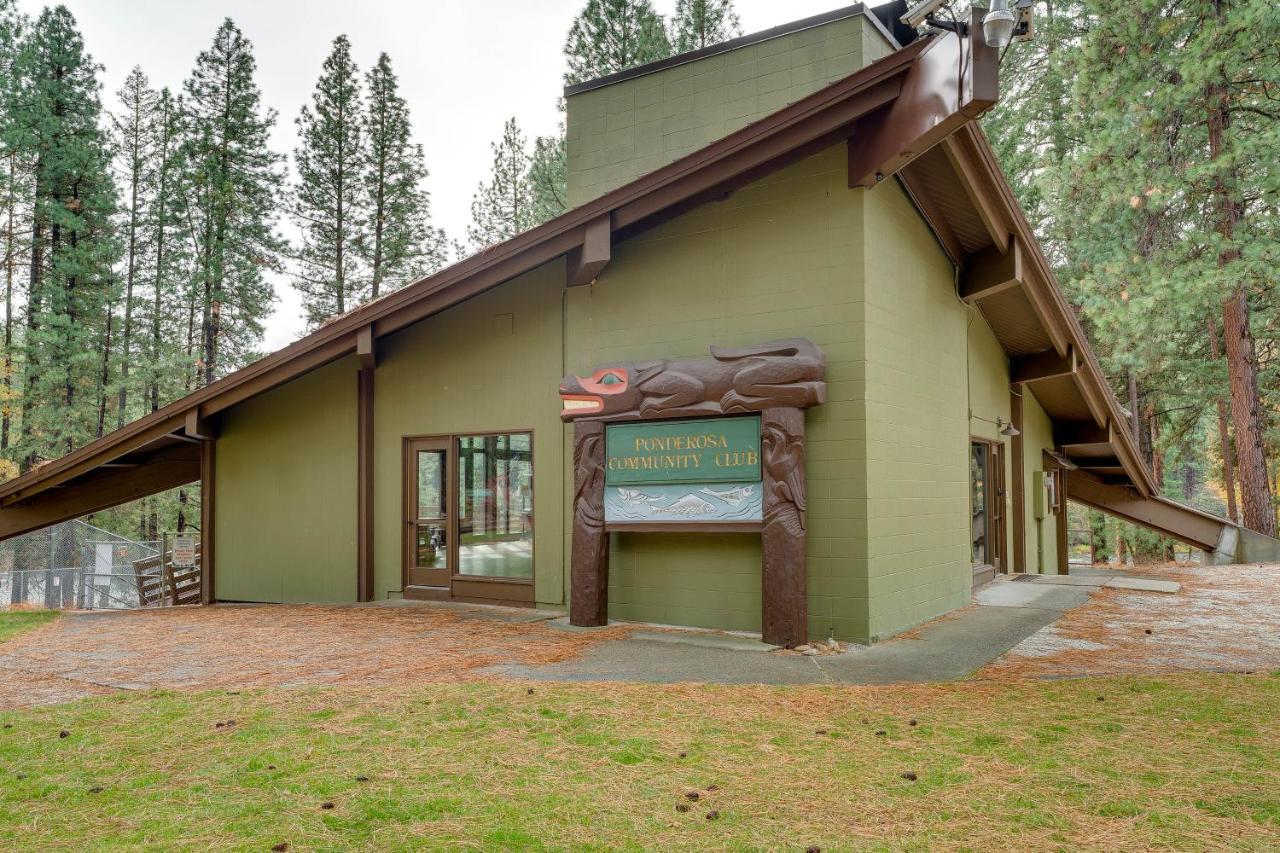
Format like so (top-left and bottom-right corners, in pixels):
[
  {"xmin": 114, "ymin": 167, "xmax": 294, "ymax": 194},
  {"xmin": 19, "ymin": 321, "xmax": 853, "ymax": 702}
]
[{"xmin": 559, "ymin": 338, "xmax": 826, "ymax": 422}]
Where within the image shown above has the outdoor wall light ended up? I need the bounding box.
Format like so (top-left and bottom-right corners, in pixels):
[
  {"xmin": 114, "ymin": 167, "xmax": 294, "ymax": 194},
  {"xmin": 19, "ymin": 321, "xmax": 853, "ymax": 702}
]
[
  {"xmin": 982, "ymin": 0, "xmax": 1017, "ymax": 48},
  {"xmin": 902, "ymin": 0, "xmax": 1034, "ymax": 54},
  {"xmin": 968, "ymin": 411, "xmax": 1022, "ymax": 437}
]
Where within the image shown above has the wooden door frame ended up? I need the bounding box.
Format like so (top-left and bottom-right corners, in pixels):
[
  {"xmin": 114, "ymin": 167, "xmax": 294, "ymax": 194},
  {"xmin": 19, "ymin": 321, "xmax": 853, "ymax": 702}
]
[
  {"xmin": 404, "ymin": 437, "xmax": 452, "ymax": 589},
  {"xmin": 400, "ymin": 430, "xmax": 536, "ymax": 606},
  {"xmin": 970, "ymin": 436, "xmax": 1007, "ymax": 575}
]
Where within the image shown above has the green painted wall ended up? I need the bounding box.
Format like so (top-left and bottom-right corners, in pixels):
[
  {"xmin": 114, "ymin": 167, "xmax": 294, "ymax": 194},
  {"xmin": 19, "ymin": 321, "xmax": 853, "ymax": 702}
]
[
  {"xmin": 372, "ymin": 265, "xmax": 567, "ymax": 606},
  {"xmin": 1021, "ymin": 389, "xmax": 1058, "ymax": 573},
  {"xmin": 565, "ymin": 11, "xmax": 895, "ymax": 207},
  {"xmin": 967, "ymin": 315, "xmax": 1015, "ymax": 566},
  {"xmin": 215, "ymin": 357, "xmax": 358, "ymax": 603},
  {"xmin": 860, "ymin": 176, "xmax": 973, "ymax": 642},
  {"xmin": 566, "ymin": 145, "xmax": 870, "ymax": 637}
]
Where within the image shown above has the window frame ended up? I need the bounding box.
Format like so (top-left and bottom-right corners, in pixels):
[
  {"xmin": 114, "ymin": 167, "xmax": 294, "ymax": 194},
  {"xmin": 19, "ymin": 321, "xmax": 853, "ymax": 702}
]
[{"xmin": 401, "ymin": 429, "xmax": 535, "ymax": 605}]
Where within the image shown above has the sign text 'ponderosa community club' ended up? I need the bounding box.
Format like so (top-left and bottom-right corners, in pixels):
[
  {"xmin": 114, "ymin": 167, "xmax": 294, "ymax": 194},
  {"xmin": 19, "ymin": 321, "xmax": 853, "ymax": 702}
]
[{"xmin": 603, "ymin": 417, "xmax": 763, "ymax": 523}]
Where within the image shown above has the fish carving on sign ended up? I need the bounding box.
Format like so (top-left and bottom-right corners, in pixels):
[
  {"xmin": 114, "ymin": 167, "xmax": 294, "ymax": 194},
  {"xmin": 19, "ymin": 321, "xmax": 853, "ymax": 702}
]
[
  {"xmin": 699, "ymin": 484, "xmax": 756, "ymax": 507},
  {"xmin": 559, "ymin": 339, "xmax": 826, "ymax": 422}
]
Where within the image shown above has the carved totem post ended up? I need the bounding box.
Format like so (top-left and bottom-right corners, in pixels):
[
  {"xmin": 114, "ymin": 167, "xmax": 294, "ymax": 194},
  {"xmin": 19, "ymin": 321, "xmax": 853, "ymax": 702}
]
[
  {"xmin": 560, "ymin": 339, "xmax": 826, "ymax": 644},
  {"xmin": 761, "ymin": 407, "xmax": 807, "ymax": 647},
  {"xmin": 569, "ymin": 420, "xmax": 609, "ymax": 626}
]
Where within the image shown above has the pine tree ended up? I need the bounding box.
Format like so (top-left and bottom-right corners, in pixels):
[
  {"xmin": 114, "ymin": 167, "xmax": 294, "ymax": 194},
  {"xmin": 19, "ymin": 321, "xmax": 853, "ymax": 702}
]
[
  {"xmin": 527, "ymin": 131, "xmax": 567, "ymax": 224},
  {"xmin": 563, "ymin": 0, "xmax": 672, "ymax": 86},
  {"xmin": 291, "ymin": 35, "xmax": 366, "ymax": 329},
  {"xmin": 671, "ymin": 0, "xmax": 742, "ymax": 52},
  {"xmin": 10, "ymin": 6, "xmax": 120, "ymax": 465},
  {"xmin": 109, "ymin": 67, "xmax": 159, "ymax": 429},
  {"xmin": 1194, "ymin": 0, "xmax": 1278, "ymax": 535},
  {"xmin": 361, "ymin": 52, "xmax": 447, "ymax": 300},
  {"xmin": 182, "ymin": 19, "xmax": 283, "ymax": 386},
  {"xmin": 467, "ymin": 118, "xmax": 535, "ymax": 250},
  {"xmin": 0, "ymin": 0, "xmax": 26, "ymax": 459},
  {"xmin": 143, "ymin": 87, "xmax": 192, "ymax": 414},
  {"xmin": 1017, "ymin": 0, "xmax": 1279, "ymax": 536}
]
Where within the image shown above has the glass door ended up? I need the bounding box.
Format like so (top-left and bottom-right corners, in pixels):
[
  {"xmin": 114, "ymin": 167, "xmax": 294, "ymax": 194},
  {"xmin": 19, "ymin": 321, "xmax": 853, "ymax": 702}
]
[
  {"xmin": 970, "ymin": 439, "xmax": 1007, "ymax": 572},
  {"xmin": 971, "ymin": 441, "xmax": 992, "ymax": 567},
  {"xmin": 407, "ymin": 438, "xmax": 450, "ymax": 588}
]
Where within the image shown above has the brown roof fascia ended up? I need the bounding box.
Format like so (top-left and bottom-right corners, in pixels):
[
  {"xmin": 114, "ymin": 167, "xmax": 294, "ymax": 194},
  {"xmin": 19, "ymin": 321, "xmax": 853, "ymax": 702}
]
[
  {"xmin": 0, "ymin": 38, "xmax": 929, "ymax": 506},
  {"xmin": 848, "ymin": 8, "xmax": 998, "ymax": 191},
  {"xmin": 957, "ymin": 124, "xmax": 1157, "ymax": 496}
]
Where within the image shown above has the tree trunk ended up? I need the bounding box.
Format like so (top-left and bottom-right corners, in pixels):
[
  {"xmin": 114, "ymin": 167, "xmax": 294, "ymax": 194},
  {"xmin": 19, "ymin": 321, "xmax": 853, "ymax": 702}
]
[
  {"xmin": 1207, "ymin": 314, "xmax": 1238, "ymax": 522},
  {"xmin": 1126, "ymin": 369, "xmax": 1140, "ymax": 444},
  {"xmin": 117, "ymin": 138, "xmax": 141, "ymax": 429},
  {"xmin": 20, "ymin": 161, "xmax": 45, "ymax": 468},
  {"xmin": 1209, "ymin": 62, "xmax": 1275, "ymax": 536},
  {"xmin": 96, "ymin": 294, "xmax": 114, "ymax": 439},
  {"xmin": 2, "ymin": 153, "xmax": 16, "ymax": 452}
]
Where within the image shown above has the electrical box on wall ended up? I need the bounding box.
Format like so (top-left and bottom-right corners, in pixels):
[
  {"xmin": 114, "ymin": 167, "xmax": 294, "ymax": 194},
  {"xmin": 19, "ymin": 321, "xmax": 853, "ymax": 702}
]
[{"xmin": 1033, "ymin": 471, "xmax": 1048, "ymax": 520}]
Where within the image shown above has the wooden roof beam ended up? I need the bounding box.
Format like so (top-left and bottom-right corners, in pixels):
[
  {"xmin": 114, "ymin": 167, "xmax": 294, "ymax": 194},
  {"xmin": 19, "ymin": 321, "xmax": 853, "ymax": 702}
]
[
  {"xmin": 960, "ymin": 239, "xmax": 1023, "ymax": 302},
  {"xmin": 847, "ymin": 10, "xmax": 997, "ymax": 189},
  {"xmin": 1067, "ymin": 471, "xmax": 1225, "ymax": 551},
  {"xmin": 356, "ymin": 324, "xmax": 375, "ymax": 371},
  {"xmin": 0, "ymin": 444, "xmax": 200, "ymax": 540},
  {"xmin": 566, "ymin": 215, "xmax": 611, "ymax": 287},
  {"xmin": 1012, "ymin": 345, "xmax": 1077, "ymax": 385},
  {"xmin": 941, "ymin": 134, "xmax": 1011, "ymax": 252},
  {"xmin": 1055, "ymin": 420, "xmax": 1110, "ymax": 447},
  {"xmin": 184, "ymin": 408, "xmax": 218, "ymax": 442},
  {"xmin": 900, "ymin": 168, "xmax": 966, "ymax": 268}
]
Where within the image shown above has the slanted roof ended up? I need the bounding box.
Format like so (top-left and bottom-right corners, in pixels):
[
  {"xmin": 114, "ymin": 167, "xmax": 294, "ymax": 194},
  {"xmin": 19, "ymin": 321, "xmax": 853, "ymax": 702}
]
[{"xmin": 0, "ymin": 22, "xmax": 1171, "ymax": 543}]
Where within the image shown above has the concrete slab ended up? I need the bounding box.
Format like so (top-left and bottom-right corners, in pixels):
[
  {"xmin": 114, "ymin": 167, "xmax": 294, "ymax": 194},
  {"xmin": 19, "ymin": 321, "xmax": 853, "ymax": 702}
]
[
  {"xmin": 1019, "ymin": 574, "xmax": 1105, "ymax": 587},
  {"xmin": 486, "ymin": 640, "xmax": 825, "ymax": 684},
  {"xmin": 816, "ymin": 599, "xmax": 1087, "ymax": 684},
  {"xmin": 486, "ymin": 583, "xmax": 1093, "ymax": 685},
  {"xmin": 975, "ymin": 579, "xmax": 1095, "ymax": 609},
  {"xmin": 1104, "ymin": 577, "xmax": 1180, "ymax": 594},
  {"xmin": 627, "ymin": 630, "xmax": 779, "ymax": 653},
  {"xmin": 354, "ymin": 598, "xmax": 562, "ymax": 623}
]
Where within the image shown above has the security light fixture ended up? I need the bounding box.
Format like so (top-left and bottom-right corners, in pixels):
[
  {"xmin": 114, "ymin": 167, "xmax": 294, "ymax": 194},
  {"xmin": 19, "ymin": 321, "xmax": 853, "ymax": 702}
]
[
  {"xmin": 982, "ymin": 0, "xmax": 1017, "ymax": 48},
  {"xmin": 900, "ymin": 0, "xmax": 950, "ymax": 29},
  {"xmin": 902, "ymin": 0, "xmax": 1035, "ymax": 53}
]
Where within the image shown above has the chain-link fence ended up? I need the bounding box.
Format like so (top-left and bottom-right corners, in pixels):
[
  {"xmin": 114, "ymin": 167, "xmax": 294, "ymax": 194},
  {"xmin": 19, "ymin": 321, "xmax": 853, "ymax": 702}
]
[{"xmin": 0, "ymin": 520, "xmax": 184, "ymax": 611}]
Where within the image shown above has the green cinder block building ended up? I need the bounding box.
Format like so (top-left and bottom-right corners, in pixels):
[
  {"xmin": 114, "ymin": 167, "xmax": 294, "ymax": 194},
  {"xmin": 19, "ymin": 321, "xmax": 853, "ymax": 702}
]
[{"xmin": 0, "ymin": 4, "xmax": 1237, "ymax": 645}]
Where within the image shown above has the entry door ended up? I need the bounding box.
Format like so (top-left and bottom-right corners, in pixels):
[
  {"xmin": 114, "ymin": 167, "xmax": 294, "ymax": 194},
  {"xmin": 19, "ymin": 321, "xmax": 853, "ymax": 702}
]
[
  {"xmin": 971, "ymin": 439, "xmax": 1007, "ymax": 572},
  {"xmin": 407, "ymin": 438, "xmax": 451, "ymax": 588},
  {"xmin": 989, "ymin": 443, "xmax": 1007, "ymax": 572}
]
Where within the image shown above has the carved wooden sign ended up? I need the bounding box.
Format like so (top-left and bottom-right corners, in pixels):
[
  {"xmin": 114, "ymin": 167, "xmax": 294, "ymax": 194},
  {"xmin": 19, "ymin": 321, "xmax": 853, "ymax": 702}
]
[{"xmin": 560, "ymin": 339, "xmax": 826, "ymax": 647}]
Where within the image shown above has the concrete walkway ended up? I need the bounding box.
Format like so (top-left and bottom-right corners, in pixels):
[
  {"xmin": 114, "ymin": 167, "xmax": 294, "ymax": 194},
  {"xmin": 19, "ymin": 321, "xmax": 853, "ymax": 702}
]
[{"xmin": 484, "ymin": 578, "xmax": 1099, "ymax": 685}]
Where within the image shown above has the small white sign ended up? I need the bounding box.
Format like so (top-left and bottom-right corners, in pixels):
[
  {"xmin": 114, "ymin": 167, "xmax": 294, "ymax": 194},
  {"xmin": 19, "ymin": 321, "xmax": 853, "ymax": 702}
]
[{"xmin": 171, "ymin": 536, "xmax": 197, "ymax": 568}]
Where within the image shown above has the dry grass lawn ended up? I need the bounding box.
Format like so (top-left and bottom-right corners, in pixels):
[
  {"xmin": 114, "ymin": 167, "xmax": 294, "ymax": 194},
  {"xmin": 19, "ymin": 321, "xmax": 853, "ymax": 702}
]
[{"xmin": 0, "ymin": 673, "xmax": 1276, "ymax": 850}]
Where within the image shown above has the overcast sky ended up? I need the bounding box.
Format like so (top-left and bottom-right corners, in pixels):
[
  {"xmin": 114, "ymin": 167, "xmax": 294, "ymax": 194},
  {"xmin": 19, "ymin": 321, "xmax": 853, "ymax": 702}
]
[{"xmin": 19, "ymin": 0, "xmax": 851, "ymax": 349}]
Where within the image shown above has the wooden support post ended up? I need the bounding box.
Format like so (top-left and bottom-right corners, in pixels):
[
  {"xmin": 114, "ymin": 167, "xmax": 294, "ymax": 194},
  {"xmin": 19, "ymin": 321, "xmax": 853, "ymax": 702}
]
[
  {"xmin": 356, "ymin": 358, "xmax": 375, "ymax": 602},
  {"xmin": 761, "ymin": 407, "xmax": 807, "ymax": 647},
  {"xmin": 569, "ymin": 421, "xmax": 609, "ymax": 626},
  {"xmin": 1010, "ymin": 387, "xmax": 1026, "ymax": 573},
  {"xmin": 566, "ymin": 215, "xmax": 612, "ymax": 287},
  {"xmin": 1055, "ymin": 486, "xmax": 1069, "ymax": 575},
  {"xmin": 199, "ymin": 438, "xmax": 216, "ymax": 605}
]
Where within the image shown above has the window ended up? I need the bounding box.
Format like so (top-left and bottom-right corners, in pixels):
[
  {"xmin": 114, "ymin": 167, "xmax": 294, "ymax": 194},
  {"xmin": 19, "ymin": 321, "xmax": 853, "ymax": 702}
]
[
  {"xmin": 404, "ymin": 431, "xmax": 534, "ymax": 598},
  {"xmin": 457, "ymin": 433, "xmax": 533, "ymax": 579}
]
